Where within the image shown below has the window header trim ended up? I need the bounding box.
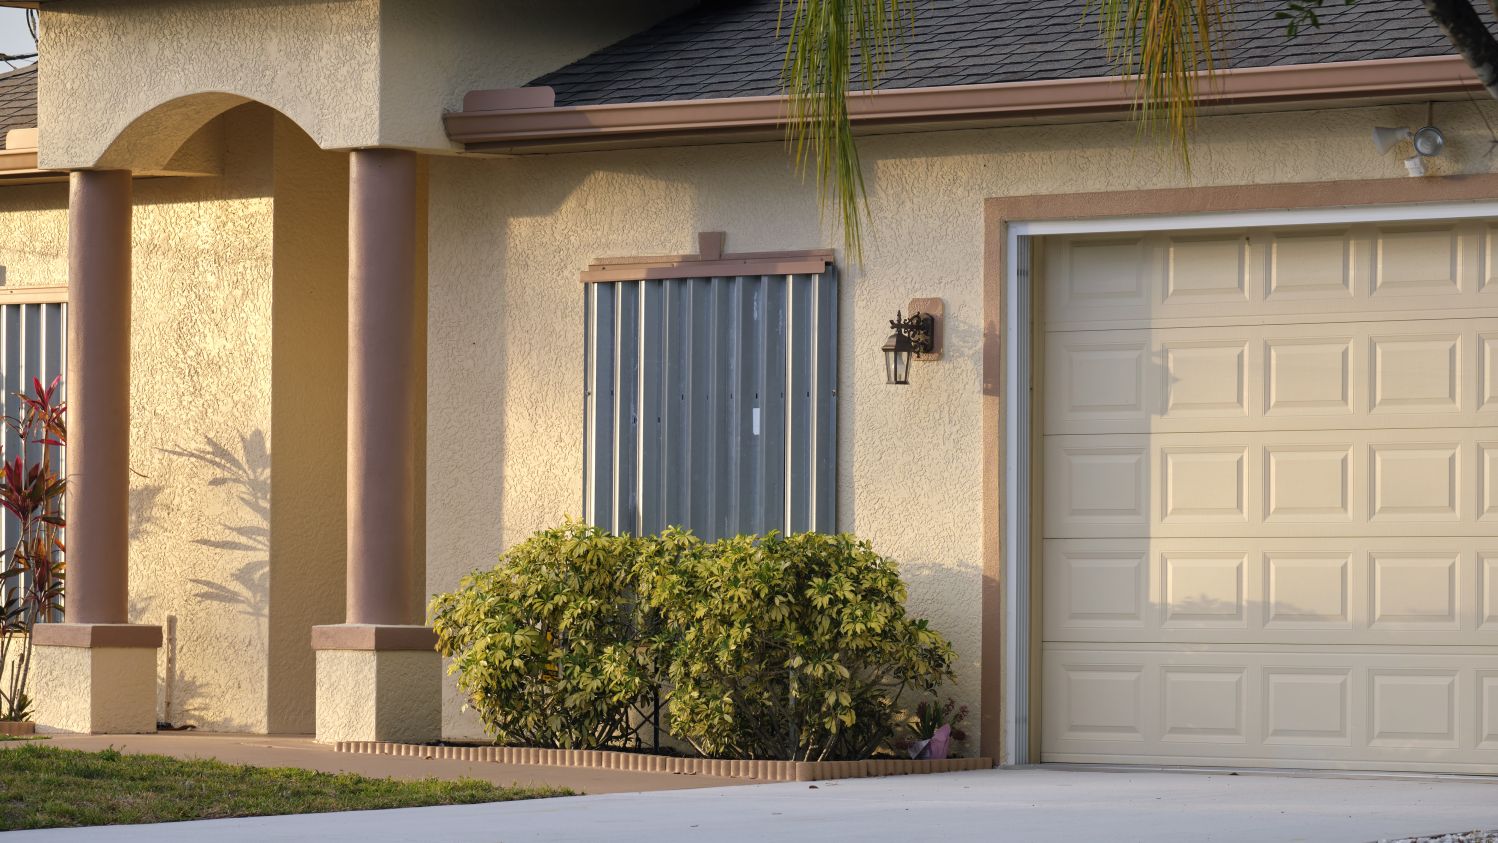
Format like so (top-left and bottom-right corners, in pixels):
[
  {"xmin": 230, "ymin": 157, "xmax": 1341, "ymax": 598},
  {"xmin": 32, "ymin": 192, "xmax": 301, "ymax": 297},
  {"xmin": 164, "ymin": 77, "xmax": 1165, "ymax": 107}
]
[{"xmin": 581, "ymin": 231, "xmax": 834, "ymax": 283}]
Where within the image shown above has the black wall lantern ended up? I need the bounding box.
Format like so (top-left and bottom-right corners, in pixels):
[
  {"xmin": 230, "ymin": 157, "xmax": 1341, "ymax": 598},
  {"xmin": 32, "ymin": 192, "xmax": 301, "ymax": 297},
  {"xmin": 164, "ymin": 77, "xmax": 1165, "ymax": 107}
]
[{"xmin": 882, "ymin": 299, "xmax": 942, "ymax": 385}]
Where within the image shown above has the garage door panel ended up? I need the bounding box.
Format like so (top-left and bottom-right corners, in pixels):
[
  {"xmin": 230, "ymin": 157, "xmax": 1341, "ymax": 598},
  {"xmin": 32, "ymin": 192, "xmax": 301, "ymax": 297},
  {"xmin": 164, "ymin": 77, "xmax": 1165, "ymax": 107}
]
[
  {"xmin": 1370, "ymin": 332, "xmax": 1461, "ymax": 414},
  {"xmin": 1265, "ymin": 228, "xmax": 1355, "ymax": 303},
  {"xmin": 1045, "ymin": 428, "xmax": 1492, "ymax": 538},
  {"xmin": 1042, "ymin": 649, "xmax": 1498, "ymax": 770},
  {"xmin": 1044, "ymin": 222, "xmax": 1488, "ymax": 331},
  {"xmin": 1046, "ymin": 319, "xmax": 1498, "ymax": 436},
  {"xmin": 1267, "ymin": 336, "xmax": 1353, "ymax": 418},
  {"xmin": 1048, "ymin": 236, "xmax": 1155, "ymax": 316},
  {"xmin": 1165, "ymin": 340, "xmax": 1250, "ymax": 418},
  {"xmin": 1160, "ymin": 446, "xmax": 1250, "ymax": 526},
  {"xmin": 1043, "ymin": 538, "xmax": 1496, "ymax": 646},
  {"xmin": 1372, "ymin": 224, "xmax": 1466, "ymax": 298},
  {"xmin": 1045, "ymin": 437, "xmax": 1151, "ymax": 531},
  {"xmin": 1043, "ymin": 223, "xmax": 1498, "ymax": 774}
]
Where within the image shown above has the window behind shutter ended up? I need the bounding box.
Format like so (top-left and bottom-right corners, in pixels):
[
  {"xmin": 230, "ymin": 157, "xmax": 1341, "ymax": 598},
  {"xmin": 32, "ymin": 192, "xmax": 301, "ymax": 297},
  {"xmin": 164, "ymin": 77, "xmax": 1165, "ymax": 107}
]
[
  {"xmin": 0, "ymin": 297, "xmax": 65, "ymax": 617},
  {"xmin": 583, "ymin": 271, "xmax": 837, "ymax": 540}
]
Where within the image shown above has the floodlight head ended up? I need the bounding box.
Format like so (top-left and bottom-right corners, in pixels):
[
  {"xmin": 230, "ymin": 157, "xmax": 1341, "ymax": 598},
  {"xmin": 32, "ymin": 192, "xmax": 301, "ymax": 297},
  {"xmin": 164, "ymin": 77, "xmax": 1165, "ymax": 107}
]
[
  {"xmin": 1404, "ymin": 154, "xmax": 1427, "ymax": 178},
  {"xmin": 1372, "ymin": 126, "xmax": 1413, "ymax": 155},
  {"xmin": 1413, "ymin": 125, "xmax": 1445, "ymax": 157}
]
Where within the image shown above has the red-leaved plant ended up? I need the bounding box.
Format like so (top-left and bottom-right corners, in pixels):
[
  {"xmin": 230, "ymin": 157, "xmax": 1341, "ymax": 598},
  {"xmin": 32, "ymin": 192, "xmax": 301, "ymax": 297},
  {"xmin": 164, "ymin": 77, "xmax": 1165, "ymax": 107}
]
[{"xmin": 0, "ymin": 376, "xmax": 66, "ymax": 722}]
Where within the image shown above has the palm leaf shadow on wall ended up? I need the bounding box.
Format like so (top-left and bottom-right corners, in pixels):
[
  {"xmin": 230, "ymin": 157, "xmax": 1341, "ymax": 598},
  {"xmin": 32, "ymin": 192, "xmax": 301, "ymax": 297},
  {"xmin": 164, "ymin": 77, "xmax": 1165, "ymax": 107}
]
[{"xmin": 161, "ymin": 432, "xmax": 271, "ymax": 631}]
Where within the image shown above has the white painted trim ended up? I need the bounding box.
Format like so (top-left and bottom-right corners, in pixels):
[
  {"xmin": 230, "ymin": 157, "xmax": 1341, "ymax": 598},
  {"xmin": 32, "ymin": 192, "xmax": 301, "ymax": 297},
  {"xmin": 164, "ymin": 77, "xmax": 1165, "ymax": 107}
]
[
  {"xmin": 998, "ymin": 200, "xmax": 1498, "ymax": 769},
  {"xmin": 0, "ymin": 286, "xmax": 67, "ymax": 305},
  {"xmin": 1003, "ymin": 232, "xmax": 1028, "ymax": 767},
  {"xmin": 1009, "ymin": 200, "xmax": 1498, "ymax": 237}
]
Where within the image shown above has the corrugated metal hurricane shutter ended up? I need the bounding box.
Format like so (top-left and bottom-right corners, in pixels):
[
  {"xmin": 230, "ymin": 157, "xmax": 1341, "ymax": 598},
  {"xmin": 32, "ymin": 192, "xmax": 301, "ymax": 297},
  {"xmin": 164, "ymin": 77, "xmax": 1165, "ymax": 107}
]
[
  {"xmin": 583, "ymin": 271, "xmax": 837, "ymax": 541},
  {"xmin": 0, "ymin": 300, "xmax": 65, "ymax": 614}
]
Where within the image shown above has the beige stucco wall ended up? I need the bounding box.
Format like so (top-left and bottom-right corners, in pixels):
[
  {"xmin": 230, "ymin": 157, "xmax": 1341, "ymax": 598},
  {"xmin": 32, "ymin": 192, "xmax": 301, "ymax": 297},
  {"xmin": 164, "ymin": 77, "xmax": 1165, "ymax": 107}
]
[
  {"xmin": 37, "ymin": 0, "xmax": 383, "ymax": 170},
  {"xmin": 267, "ymin": 117, "xmax": 351, "ymax": 734},
  {"xmin": 36, "ymin": 0, "xmax": 693, "ymax": 168},
  {"xmin": 315, "ymin": 648, "xmax": 440, "ymax": 743},
  {"xmin": 127, "ymin": 105, "xmax": 277, "ymax": 732},
  {"xmin": 425, "ymin": 99, "xmax": 1498, "ymax": 745},
  {"xmin": 31, "ymin": 644, "xmax": 158, "ymax": 734},
  {"xmin": 0, "ymin": 181, "xmax": 66, "ymax": 290}
]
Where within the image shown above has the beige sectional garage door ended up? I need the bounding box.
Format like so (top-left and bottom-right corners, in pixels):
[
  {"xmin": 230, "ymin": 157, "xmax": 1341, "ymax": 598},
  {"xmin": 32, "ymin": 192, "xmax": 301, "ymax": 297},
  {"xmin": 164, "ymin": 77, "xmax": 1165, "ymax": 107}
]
[{"xmin": 1040, "ymin": 220, "xmax": 1498, "ymax": 773}]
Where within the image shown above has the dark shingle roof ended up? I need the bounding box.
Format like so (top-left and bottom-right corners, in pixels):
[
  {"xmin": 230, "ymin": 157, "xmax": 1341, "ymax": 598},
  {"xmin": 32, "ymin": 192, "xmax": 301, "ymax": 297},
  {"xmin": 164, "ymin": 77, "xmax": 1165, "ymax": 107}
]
[
  {"xmin": 534, "ymin": 1, "xmax": 1482, "ymax": 106},
  {"xmin": 0, "ymin": 63, "xmax": 35, "ymax": 137}
]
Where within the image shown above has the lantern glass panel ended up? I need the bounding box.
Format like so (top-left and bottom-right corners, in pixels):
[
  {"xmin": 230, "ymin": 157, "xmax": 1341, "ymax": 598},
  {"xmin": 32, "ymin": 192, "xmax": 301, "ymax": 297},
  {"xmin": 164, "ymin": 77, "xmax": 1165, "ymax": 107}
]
[{"xmin": 883, "ymin": 341, "xmax": 912, "ymax": 385}]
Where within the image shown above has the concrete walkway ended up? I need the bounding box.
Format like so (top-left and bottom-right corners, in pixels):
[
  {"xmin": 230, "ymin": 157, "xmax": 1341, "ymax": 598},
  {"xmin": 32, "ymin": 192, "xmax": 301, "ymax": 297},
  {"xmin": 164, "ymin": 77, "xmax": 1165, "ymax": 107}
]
[
  {"xmin": 11, "ymin": 765, "xmax": 1498, "ymax": 842},
  {"xmin": 0, "ymin": 732, "xmax": 738, "ymax": 794}
]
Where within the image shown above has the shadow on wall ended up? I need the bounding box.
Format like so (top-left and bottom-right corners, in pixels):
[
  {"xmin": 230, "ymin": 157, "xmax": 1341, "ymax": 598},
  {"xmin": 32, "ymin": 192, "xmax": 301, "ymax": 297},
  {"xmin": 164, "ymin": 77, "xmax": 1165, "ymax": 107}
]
[
  {"xmin": 156, "ymin": 614, "xmax": 212, "ymax": 729},
  {"xmin": 135, "ymin": 432, "xmax": 271, "ymax": 729},
  {"xmin": 161, "ymin": 431, "xmax": 271, "ymax": 629}
]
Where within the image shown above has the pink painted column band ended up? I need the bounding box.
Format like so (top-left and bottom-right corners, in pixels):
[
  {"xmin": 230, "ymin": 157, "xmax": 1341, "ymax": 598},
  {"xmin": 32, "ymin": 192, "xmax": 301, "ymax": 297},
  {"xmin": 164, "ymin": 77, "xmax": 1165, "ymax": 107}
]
[
  {"xmin": 65, "ymin": 169, "xmax": 132, "ymax": 625},
  {"xmin": 346, "ymin": 149, "xmax": 419, "ymax": 626}
]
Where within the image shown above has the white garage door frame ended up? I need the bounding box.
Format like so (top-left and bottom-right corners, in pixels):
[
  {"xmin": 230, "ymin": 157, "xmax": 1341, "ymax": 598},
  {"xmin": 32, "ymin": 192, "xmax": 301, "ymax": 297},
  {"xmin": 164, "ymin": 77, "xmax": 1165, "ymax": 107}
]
[{"xmin": 1001, "ymin": 197, "xmax": 1498, "ymax": 768}]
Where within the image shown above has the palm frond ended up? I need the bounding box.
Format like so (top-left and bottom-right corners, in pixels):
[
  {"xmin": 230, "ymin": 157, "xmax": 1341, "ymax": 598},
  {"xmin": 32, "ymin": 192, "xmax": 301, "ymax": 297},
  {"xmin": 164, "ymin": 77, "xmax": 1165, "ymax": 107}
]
[
  {"xmin": 779, "ymin": 0, "xmax": 911, "ymax": 260},
  {"xmin": 780, "ymin": 1, "xmax": 1236, "ymax": 254},
  {"xmin": 1089, "ymin": 0, "xmax": 1231, "ymax": 163}
]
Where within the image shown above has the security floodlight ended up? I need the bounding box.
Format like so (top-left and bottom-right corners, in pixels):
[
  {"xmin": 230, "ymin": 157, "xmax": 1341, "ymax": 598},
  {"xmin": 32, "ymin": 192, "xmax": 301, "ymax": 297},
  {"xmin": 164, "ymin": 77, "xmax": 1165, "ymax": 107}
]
[
  {"xmin": 1372, "ymin": 126, "xmax": 1412, "ymax": 155},
  {"xmin": 1413, "ymin": 125, "xmax": 1445, "ymax": 157}
]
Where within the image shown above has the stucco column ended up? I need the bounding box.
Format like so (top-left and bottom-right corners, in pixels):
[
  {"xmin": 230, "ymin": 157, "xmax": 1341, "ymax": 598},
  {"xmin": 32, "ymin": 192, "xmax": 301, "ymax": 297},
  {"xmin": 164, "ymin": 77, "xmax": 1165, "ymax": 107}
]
[
  {"xmin": 31, "ymin": 170, "xmax": 161, "ymax": 735},
  {"xmin": 346, "ymin": 148, "xmax": 417, "ymax": 626},
  {"xmin": 312, "ymin": 149, "xmax": 437, "ymax": 744},
  {"xmin": 67, "ymin": 169, "xmax": 132, "ymax": 625}
]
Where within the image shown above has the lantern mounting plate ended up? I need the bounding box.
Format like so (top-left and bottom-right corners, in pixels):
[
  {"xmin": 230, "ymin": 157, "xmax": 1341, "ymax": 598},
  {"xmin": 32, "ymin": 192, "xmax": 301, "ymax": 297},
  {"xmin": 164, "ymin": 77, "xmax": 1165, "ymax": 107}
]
[{"xmin": 907, "ymin": 298, "xmax": 943, "ymax": 361}]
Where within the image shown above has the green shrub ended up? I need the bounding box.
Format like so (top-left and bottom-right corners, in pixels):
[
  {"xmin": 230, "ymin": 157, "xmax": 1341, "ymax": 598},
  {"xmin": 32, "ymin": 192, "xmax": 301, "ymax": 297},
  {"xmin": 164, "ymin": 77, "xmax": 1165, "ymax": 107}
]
[
  {"xmin": 433, "ymin": 522, "xmax": 957, "ymax": 761},
  {"xmin": 638, "ymin": 529, "xmax": 955, "ymax": 761},
  {"xmin": 429, "ymin": 520, "xmax": 653, "ymax": 749}
]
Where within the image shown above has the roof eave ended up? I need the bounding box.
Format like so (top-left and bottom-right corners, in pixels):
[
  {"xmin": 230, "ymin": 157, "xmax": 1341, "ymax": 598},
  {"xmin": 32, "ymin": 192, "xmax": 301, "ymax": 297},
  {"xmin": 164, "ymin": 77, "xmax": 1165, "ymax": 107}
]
[
  {"xmin": 447, "ymin": 54, "xmax": 1482, "ymax": 153},
  {"xmin": 0, "ymin": 126, "xmax": 58, "ymax": 183},
  {"xmin": 0, "ymin": 148, "xmax": 65, "ymax": 184}
]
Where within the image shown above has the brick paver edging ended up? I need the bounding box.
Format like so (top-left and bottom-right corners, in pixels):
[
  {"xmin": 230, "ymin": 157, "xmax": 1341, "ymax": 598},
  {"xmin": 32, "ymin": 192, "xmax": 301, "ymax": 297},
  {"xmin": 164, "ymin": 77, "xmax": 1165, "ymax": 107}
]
[
  {"xmin": 335, "ymin": 741, "xmax": 992, "ymax": 781},
  {"xmin": 0, "ymin": 721, "xmax": 34, "ymax": 736}
]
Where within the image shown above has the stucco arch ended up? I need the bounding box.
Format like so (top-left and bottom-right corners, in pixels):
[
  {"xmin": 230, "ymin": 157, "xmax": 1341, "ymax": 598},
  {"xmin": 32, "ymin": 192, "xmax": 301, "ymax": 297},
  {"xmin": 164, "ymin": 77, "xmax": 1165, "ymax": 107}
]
[
  {"xmin": 93, "ymin": 92, "xmax": 324, "ymax": 175},
  {"xmin": 34, "ymin": 0, "xmax": 384, "ymax": 171}
]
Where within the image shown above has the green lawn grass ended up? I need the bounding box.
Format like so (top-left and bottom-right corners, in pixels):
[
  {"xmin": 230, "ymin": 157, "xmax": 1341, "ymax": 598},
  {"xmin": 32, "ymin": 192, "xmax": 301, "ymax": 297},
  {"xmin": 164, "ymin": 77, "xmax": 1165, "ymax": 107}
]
[{"xmin": 0, "ymin": 743, "xmax": 571, "ymax": 831}]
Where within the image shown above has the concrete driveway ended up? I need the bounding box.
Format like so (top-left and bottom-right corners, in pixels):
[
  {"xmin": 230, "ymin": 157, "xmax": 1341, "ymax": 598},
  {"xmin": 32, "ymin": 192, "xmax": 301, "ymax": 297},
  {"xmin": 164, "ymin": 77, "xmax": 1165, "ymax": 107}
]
[{"xmin": 12, "ymin": 766, "xmax": 1498, "ymax": 842}]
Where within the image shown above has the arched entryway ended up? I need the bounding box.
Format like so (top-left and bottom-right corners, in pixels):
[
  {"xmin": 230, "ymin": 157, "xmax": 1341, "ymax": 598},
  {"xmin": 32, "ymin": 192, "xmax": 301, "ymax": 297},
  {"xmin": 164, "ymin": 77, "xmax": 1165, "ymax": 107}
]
[{"xmin": 30, "ymin": 92, "xmax": 436, "ymax": 741}]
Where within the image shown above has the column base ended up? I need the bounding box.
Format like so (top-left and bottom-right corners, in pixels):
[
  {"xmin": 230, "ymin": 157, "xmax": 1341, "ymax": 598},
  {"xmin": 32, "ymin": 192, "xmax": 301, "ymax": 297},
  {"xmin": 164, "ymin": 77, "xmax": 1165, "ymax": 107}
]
[
  {"xmin": 312, "ymin": 624, "xmax": 440, "ymax": 744},
  {"xmin": 31, "ymin": 623, "xmax": 161, "ymax": 734}
]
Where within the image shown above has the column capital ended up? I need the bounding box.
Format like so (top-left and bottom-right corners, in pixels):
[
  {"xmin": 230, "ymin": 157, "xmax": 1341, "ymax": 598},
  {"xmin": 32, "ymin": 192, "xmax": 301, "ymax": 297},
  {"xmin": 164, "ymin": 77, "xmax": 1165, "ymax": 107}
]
[
  {"xmin": 32, "ymin": 623, "xmax": 162, "ymax": 648},
  {"xmin": 311, "ymin": 624, "xmax": 436, "ymax": 651}
]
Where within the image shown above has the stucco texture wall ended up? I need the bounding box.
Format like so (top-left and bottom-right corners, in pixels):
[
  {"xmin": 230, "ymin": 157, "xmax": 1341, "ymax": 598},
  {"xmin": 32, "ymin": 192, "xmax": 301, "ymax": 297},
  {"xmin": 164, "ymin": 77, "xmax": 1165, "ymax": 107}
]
[
  {"xmin": 426, "ymin": 99, "xmax": 1498, "ymax": 744},
  {"xmin": 127, "ymin": 104, "xmax": 278, "ymax": 732},
  {"xmin": 36, "ymin": 0, "xmax": 383, "ymax": 170},
  {"xmin": 0, "ymin": 181, "xmax": 66, "ymax": 290},
  {"xmin": 267, "ymin": 116, "xmax": 350, "ymax": 734},
  {"xmin": 31, "ymin": 645, "xmax": 158, "ymax": 734}
]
